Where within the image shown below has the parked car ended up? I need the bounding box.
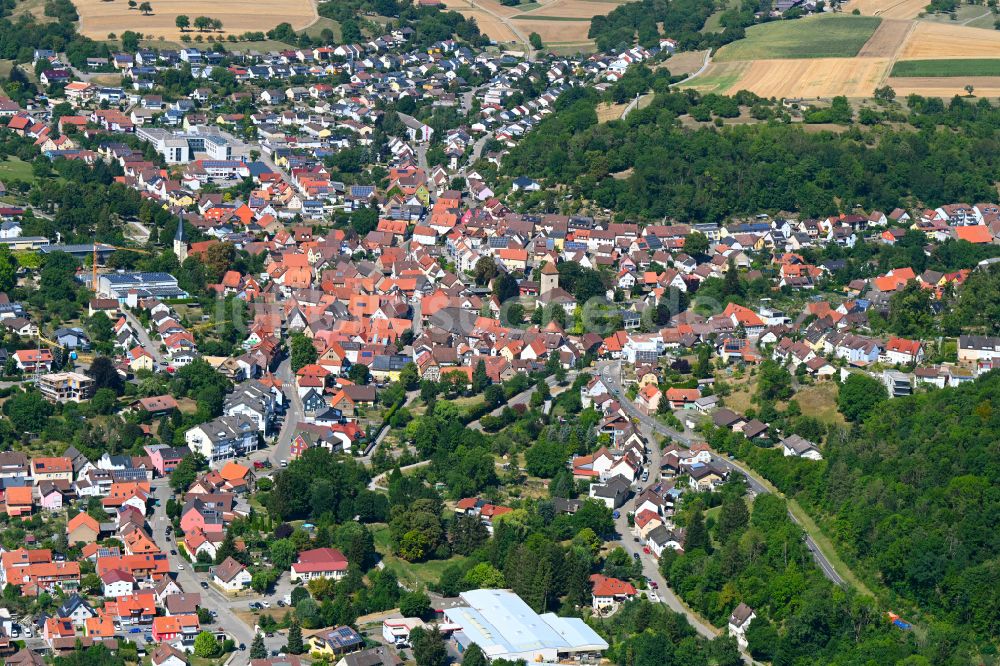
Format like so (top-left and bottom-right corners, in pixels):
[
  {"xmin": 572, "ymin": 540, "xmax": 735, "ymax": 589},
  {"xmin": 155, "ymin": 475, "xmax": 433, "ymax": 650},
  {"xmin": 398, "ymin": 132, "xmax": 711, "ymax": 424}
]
[
  {"xmin": 279, "ymin": 460, "xmax": 287, "ymax": 468},
  {"xmin": 642, "ymin": 547, "xmax": 650, "ymax": 555},
  {"xmin": 612, "ymin": 510, "xmax": 620, "ymax": 519},
  {"xmin": 239, "ymin": 644, "xmax": 246, "ymax": 651},
  {"xmin": 253, "ymin": 461, "xmax": 265, "ymax": 469},
  {"xmin": 200, "ymin": 582, "xmax": 209, "ymax": 589},
  {"xmin": 177, "ymin": 564, "xmax": 184, "ymax": 570},
  {"xmin": 632, "ymin": 552, "xmax": 640, "ymax": 560}
]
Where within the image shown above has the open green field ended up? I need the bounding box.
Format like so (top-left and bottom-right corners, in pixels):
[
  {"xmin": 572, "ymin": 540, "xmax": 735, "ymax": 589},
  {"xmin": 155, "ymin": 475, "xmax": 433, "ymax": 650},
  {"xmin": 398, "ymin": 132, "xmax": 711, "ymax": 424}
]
[
  {"xmin": 372, "ymin": 524, "xmax": 467, "ymax": 589},
  {"xmin": 714, "ymin": 15, "xmax": 882, "ymax": 62},
  {"xmin": 680, "ymin": 61, "xmax": 748, "ymax": 94},
  {"xmin": 891, "ymin": 58, "xmax": 1000, "ymax": 77},
  {"xmin": 0, "ymin": 157, "xmax": 36, "ymax": 184},
  {"xmin": 301, "ymin": 16, "xmax": 342, "ymax": 40}
]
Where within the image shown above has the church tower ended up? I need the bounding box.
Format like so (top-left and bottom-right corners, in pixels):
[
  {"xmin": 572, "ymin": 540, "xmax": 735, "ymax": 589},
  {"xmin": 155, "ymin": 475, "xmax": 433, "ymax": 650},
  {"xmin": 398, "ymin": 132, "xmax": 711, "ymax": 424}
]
[
  {"xmin": 540, "ymin": 261, "xmax": 559, "ymax": 295},
  {"xmin": 174, "ymin": 213, "xmax": 188, "ymax": 263}
]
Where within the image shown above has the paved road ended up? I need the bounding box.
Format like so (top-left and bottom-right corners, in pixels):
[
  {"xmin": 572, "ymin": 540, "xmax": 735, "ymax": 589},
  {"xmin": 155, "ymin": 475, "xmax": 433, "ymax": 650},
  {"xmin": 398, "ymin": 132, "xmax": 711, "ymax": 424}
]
[
  {"xmin": 270, "ymin": 357, "xmax": 303, "ymax": 465},
  {"xmin": 150, "ymin": 480, "xmax": 255, "ymax": 663},
  {"xmin": 595, "ymin": 359, "xmax": 846, "ymax": 587},
  {"xmin": 123, "ymin": 309, "xmax": 165, "ymax": 366},
  {"xmin": 610, "ymin": 514, "xmax": 720, "ymax": 641}
]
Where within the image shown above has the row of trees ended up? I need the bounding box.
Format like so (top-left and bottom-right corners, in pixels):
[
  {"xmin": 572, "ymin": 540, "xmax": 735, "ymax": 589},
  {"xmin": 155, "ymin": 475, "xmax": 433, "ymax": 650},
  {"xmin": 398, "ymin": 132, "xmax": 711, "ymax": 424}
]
[{"xmin": 175, "ymin": 15, "xmax": 224, "ymax": 32}]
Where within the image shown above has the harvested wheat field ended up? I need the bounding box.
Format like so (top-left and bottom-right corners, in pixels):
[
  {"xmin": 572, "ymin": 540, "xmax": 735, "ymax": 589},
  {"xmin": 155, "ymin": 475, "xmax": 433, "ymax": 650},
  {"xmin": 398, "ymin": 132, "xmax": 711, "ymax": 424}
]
[
  {"xmin": 688, "ymin": 57, "xmax": 891, "ymax": 97},
  {"xmin": 856, "ymin": 18, "xmax": 912, "ymax": 57},
  {"xmin": 511, "ymin": 17, "xmax": 592, "ymax": 44},
  {"xmin": 887, "ymin": 76, "xmax": 1000, "ymax": 97},
  {"xmin": 843, "ymin": 0, "xmax": 926, "ymax": 18},
  {"xmin": 442, "ymin": 0, "xmax": 526, "ymax": 18},
  {"xmin": 521, "ymin": 0, "xmax": 622, "ymax": 17},
  {"xmin": 463, "ymin": 9, "xmax": 522, "ymax": 42},
  {"xmin": 74, "ymin": 0, "xmax": 316, "ymax": 40},
  {"xmin": 899, "ymin": 22, "xmax": 1000, "ymax": 59}
]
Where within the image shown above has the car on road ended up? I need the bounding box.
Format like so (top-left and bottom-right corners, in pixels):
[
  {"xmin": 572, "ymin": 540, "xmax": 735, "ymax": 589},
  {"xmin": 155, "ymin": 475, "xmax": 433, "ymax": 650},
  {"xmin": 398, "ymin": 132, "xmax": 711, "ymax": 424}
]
[
  {"xmin": 633, "ymin": 536, "xmax": 639, "ymax": 542},
  {"xmin": 170, "ymin": 549, "xmax": 177, "ymax": 555},
  {"xmin": 200, "ymin": 582, "xmax": 209, "ymax": 589},
  {"xmin": 239, "ymin": 644, "xmax": 245, "ymax": 651},
  {"xmin": 177, "ymin": 564, "xmax": 184, "ymax": 570},
  {"xmin": 279, "ymin": 460, "xmax": 287, "ymax": 468}
]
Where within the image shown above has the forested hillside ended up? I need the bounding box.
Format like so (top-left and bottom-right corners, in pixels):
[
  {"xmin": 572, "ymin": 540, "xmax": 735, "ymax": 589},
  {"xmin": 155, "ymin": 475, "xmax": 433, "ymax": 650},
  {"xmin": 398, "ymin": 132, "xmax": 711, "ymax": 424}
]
[
  {"xmin": 501, "ymin": 89, "xmax": 1000, "ymax": 222},
  {"xmin": 710, "ymin": 371, "xmax": 1000, "ymax": 649}
]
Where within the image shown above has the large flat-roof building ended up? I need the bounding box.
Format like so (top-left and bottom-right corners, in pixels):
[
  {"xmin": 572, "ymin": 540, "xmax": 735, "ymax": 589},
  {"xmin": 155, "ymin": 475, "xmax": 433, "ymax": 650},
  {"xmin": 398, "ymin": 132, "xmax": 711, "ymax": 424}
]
[
  {"xmin": 444, "ymin": 589, "xmax": 608, "ymax": 663},
  {"xmin": 97, "ymin": 272, "xmax": 188, "ymax": 301},
  {"xmin": 136, "ymin": 126, "xmax": 233, "ymax": 163}
]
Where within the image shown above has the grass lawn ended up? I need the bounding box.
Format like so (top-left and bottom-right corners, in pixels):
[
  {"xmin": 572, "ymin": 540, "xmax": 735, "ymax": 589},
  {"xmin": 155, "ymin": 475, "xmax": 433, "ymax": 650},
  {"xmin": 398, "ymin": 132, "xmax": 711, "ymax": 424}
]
[
  {"xmin": 302, "ymin": 16, "xmax": 342, "ymax": 40},
  {"xmin": 0, "ymin": 157, "xmax": 36, "ymax": 184},
  {"xmin": 372, "ymin": 523, "xmax": 467, "ymax": 589},
  {"xmin": 891, "ymin": 58, "xmax": 1000, "ymax": 77},
  {"xmin": 714, "ymin": 15, "xmax": 882, "ymax": 62},
  {"xmin": 793, "ymin": 382, "xmax": 845, "ymax": 426},
  {"xmin": 681, "ymin": 62, "xmax": 749, "ymax": 94}
]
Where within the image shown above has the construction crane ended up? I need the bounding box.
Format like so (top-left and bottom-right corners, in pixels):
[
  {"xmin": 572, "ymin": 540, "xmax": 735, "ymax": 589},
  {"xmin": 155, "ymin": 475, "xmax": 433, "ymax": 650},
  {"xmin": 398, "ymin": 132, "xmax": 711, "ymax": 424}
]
[
  {"xmin": 31, "ymin": 331, "xmax": 94, "ymax": 383},
  {"xmin": 91, "ymin": 244, "xmax": 153, "ymax": 293}
]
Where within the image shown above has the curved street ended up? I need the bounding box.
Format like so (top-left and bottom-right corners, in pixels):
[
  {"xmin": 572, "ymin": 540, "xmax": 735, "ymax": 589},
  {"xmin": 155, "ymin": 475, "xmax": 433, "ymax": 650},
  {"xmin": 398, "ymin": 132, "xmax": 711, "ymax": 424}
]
[{"xmin": 595, "ymin": 359, "xmax": 847, "ymax": 587}]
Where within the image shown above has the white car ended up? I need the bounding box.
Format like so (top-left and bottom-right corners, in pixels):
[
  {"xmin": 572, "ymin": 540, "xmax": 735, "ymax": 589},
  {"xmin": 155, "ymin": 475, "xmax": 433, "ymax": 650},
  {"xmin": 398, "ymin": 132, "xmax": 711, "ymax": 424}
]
[
  {"xmin": 261, "ymin": 601, "xmax": 271, "ymax": 609},
  {"xmin": 177, "ymin": 564, "xmax": 185, "ymax": 570},
  {"xmin": 648, "ymin": 591, "xmax": 659, "ymax": 603}
]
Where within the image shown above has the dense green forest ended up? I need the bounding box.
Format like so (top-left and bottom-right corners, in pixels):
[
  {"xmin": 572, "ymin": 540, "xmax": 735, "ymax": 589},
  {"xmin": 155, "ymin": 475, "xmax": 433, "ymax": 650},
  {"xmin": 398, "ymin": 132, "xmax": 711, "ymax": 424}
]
[
  {"xmin": 663, "ymin": 486, "xmax": 942, "ymax": 665},
  {"xmin": 502, "ymin": 88, "xmax": 1000, "ymax": 222},
  {"xmin": 588, "ymin": 0, "xmax": 756, "ymax": 52},
  {"xmin": 707, "ymin": 371, "xmax": 1000, "ymax": 656}
]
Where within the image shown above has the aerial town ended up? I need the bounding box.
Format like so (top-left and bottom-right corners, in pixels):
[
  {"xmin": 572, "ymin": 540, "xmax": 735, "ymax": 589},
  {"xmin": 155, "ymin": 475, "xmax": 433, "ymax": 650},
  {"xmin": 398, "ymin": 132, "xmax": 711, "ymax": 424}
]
[{"xmin": 0, "ymin": 0, "xmax": 996, "ymax": 665}]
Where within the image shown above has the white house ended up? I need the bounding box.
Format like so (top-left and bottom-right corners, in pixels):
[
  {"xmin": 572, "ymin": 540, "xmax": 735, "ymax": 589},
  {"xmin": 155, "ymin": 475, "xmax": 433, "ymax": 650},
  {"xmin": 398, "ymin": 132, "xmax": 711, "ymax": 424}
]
[
  {"xmin": 211, "ymin": 557, "xmax": 251, "ymax": 592},
  {"xmin": 780, "ymin": 435, "xmax": 822, "ymax": 461},
  {"xmin": 728, "ymin": 603, "xmax": 756, "ymax": 650}
]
